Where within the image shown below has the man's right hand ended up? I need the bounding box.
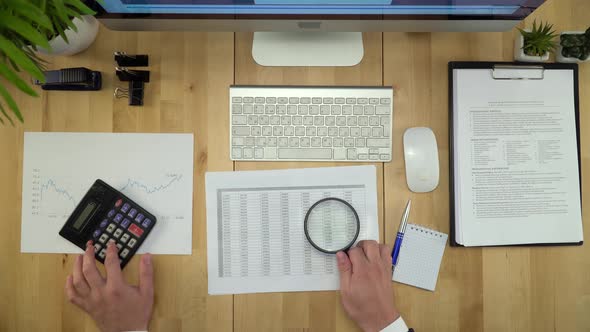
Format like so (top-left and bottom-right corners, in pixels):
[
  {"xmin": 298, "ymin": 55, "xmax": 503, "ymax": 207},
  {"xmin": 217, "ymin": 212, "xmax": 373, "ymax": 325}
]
[{"xmin": 337, "ymin": 240, "xmax": 400, "ymax": 332}]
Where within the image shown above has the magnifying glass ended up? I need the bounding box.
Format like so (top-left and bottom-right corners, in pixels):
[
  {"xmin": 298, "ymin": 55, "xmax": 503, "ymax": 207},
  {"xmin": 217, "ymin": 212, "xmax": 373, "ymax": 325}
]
[{"xmin": 304, "ymin": 197, "xmax": 360, "ymax": 254}]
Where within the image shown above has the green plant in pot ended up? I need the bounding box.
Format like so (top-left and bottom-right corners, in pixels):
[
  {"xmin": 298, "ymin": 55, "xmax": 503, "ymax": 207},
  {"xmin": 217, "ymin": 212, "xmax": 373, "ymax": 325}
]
[
  {"xmin": 515, "ymin": 20, "xmax": 558, "ymax": 62},
  {"xmin": 558, "ymin": 27, "xmax": 590, "ymax": 62},
  {"xmin": 0, "ymin": 0, "xmax": 95, "ymax": 125}
]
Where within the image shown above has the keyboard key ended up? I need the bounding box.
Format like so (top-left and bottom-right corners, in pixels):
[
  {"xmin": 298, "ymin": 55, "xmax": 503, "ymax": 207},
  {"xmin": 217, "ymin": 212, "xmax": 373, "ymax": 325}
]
[
  {"xmin": 303, "ymin": 116, "xmax": 313, "ymax": 125},
  {"xmin": 289, "ymin": 97, "xmax": 299, "ymax": 104},
  {"xmin": 358, "ymin": 154, "xmax": 368, "ymax": 160},
  {"xmin": 255, "ymin": 105, "xmax": 265, "ymax": 114},
  {"xmin": 120, "ymin": 233, "xmax": 130, "ymax": 244},
  {"xmin": 369, "ymin": 98, "xmax": 379, "ymax": 104},
  {"xmin": 369, "ymin": 116, "xmax": 380, "ymax": 126},
  {"xmin": 232, "ymin": 126, "xmax": 250, "ymax": 136},
  {"xmin": 333, "ymin": 137, "xmax": 343, "ymax": 147},
  {"xmin": 300, "ymin": 97, "xmax": 311, "ymax": 104},
  {"xmin": 292, "ymin": 116, "xmax": 302, "ymax": 125},
  {"xmin": 276, "ymin": 105, "xmax": 287, "ymax": 114},
  {"xmin": 325, "ymin": 116, "xmax": 335, "ymax": 126},
  {"xmin": 364, "ymin": 105, "xmax": 375, "ymax": 115},
  {"xmin": 309, "ymin": 105, "xmax": 320, "ymax": 115},
  {"xmin": 270, "ymin": 115, "xmax": 281, "ymax": 125},
  {"xmin": 265, "ymin": 105, "xmax": 276, "ymax": 114},
  {"xmin": 115, "ymin": 199, "xmax": 123, "ymax": 208},
  {"xmin": 311, "ymin": 137, "xmax": 322, "ymax": 147},
  {"xmin": 232, "ymin": 147, "xmax": 242, "ymax": 159},
  {"xmin": 331, "ymin": 105, "xmax": 341, "ymax": 115},
  {"xmin": 281, "ymin": 116, "xmax": 291, "ymax": 125},
  {"xmin": 289, "ymin": 137, "xmax": 300, "ymax": 147},
  {"xmin": 232, "ymin": 104, "xmax": 242, "ymax": 114},
  {"xmin": 255, "ymin": 97, "xmax": 265, "ymax": 103},
  {"xmin": 295, "ymin": 126, "xmax": 306, "ymax": 136},
  {"xmin": 345, "ymin": 138, "xmax": 355, "ymax": 147},
  {"xmin": 339, "ymin": 127, "xmax": 349, "ymax": 137},
  {"xmin": 114, "ymin": 228, "xmax": 123, "ymax": 239},
  {"xmin": 267, "ymin": 137, "xmax": 277, "ymax": 147},
  {"xmin": 232, "ymin": 115, "xmax": 247, "ymax": 125},
  {"xmin": 127, "ymin": 238, "xmax": 137, "ymax": 248},
  {"xmin": 259, "ymin": 115, "xmax": 269, "ymax": 125},
  {"xmin": 114, "ymin": 213, "xmax": 123, "ymax": 223},
  {"xmin": 135, "ymin": 213, "xmax": 145, "ymax": 223},
  {"xmin": 301, "ymin": 137, "xmax": 311, "ymax": 147},
  {"xmin": 248, "ymin": 115, "xmax": 258, "ymax": 125},
  {"xmin": 306, "ymin": 127, "xmax": 317, "ymax": 136},
  {"xmin": 106, "ymin": 223, "xmax": 116, "ymax": 233},
  {"xmin": 266, "ymin": 97, "xmax": 276, "ymax": 104},
  {"xmin": 256, "ymin": 137, "xmax": 266, "ymax": 146},
  {"xmin": 108, "ymin": 209, "xmax": 116, "ymax": 218},
  {"xmin": 264, "ymin": 147, "xmax": 277, "ymax": 159},
  {"xmin": 372, "ymin": 127, "xmax": 384, "ymax": 137},
  {"xmin": 347, "ymin": 116, "xmax": 358, "ymax": 126},
  {"xmin": 346, "ymin": 98, "xmax": 356, "ymax": 104},
  {"xmin": 98, "ymin": 219, "xmax": 109, "ymax": 228},
  {"xmin": 298, "ymin": 105, "xmax": 309, "ymax": 115},
  {"xmin": 336, "ymin": 116, "xmax": 346, "ymax": 126},
  {"xmin": 128, "ymin": 208, "xmax": 137, "ymax": 218},
  {"xmin": 278, "ymin": 137, "xmax": 289, "ymax": 147},
  {"xmin": 243, "ymin": 148, "xmax": 254, "ymax": 159},
  {"xmin": 350, "ymin": 127, "xmax": 360, "ymax": 137},
  {"xmin": 320, "ymin": 105, "xmax": 331, "ymax": 115},
  {"xmin": 94, "ymin": 243, "xmax": 102, "ymax": 253},
  {"xmin": 358, "ymin": 116, "xmax": 368, "ymax": 126},
  {"xmin": 312, "ymin": 97, "xmax": 322, "ymax": 104},
  {"xmin": 342, "ymin": 105, "xmax": 353, "ymax": 115},
  {"xmin": 347, "ymin": 148, "xmax": 357, "ymax": 160},
  {"xmin": 255, "ymin": 148, "xmax": 264, "ymax": 159},
  {"xmin": 99, "ymin": 233, "xmax": 109, "ymax": 244},
  {"xmin": 243, "ymin": 97, "xmax": 254, "ymax": 104},
  {"xmin": 357, "ymin": 98, "xmax": 368, "ymax": 105},
  {"xmin": 243, "ymin": 105, "xmax": 254, "ymax": 114},
  {"xmin": 98, "ymin": 248, "xmax": 107, "ymax": 259},
  {"xmin": 356, "ymin": 138, "xmax": 366, "ymax": 147},
  {"xmin": 284, "ymin": 126, "xmax": 294, "ymax": 136},
  {"xmin": 251, "ymin": 126, "xmax": 261, "ymax": 136},
  {"xmin": 317, "ymin": 127, "xmax": 328, "ymax": 136},
  {"xmin": 120, "ymin": 248, "xmax": 130, "ymax": 259},
  {"xmin": 314, "ymin": 117, "xmax": 324, "ymax": 126},
  {"xmin": 93, "ymin": 229, "xmax": 101, "ymax": 238},
  {"xmin": 328, "ymin": 127, "xmax": 339, "ymax": 136},
  {"xmin": 353, "ymin": 105, "xmax": 364, "ymax": 115},
  {"xmin": 116, "ymin": 243, "xmax": 123, "ymax": 251},
  {"xmin": 121, "ymin": 218, "xmax": 131, "ymax": 229},
  {"xmin": 380, "ymin": 154, "xmax": 391, "ymax": 160},
  {"xmin": 322, "ymin": 137, "xmax": 332, "ymax": 147},
  {"xmin": 278, "ymin": 148, "xmax": 332, "ymax": 159},
  {"xmin": 366, "ymin": 138, "xmax": 390, "ymax": 147},
  {"xmin": 376, "ymin": 106, "xmax": 390, "ymax": 115},
  {"xmin": 323, "ymin": 97, "xmax": 333, "ymax": 104},
  {"xmin": 361, "ymin": 127, "xmax": 371, "ymax": 137},
  {"xmin": 277, "ymin": 97, "xmax": 288, "ymax": 104},
  {"xmin": 335, "ymin": 97, "xmax": 345, "ymax": 104}
]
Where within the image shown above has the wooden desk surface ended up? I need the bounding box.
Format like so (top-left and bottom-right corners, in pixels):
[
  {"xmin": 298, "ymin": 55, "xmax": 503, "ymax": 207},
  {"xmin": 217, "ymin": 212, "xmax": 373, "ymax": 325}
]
[{"xmin": 1, "ymin": 0, "xmax": 589, "ymax": 331}]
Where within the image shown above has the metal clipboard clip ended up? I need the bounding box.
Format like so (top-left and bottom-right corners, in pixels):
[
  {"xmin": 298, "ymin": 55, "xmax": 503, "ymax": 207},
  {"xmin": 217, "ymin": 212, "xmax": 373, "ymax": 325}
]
[{"xmin": 491, "ymin": 65, "xmax": 545, "ymax": 80}]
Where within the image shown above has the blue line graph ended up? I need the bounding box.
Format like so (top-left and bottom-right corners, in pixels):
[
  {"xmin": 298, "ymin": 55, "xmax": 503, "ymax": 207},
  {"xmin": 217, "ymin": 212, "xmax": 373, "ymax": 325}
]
[{"xmin": 37, "ymin": 174, "xmax": 184, "ymax": 206}]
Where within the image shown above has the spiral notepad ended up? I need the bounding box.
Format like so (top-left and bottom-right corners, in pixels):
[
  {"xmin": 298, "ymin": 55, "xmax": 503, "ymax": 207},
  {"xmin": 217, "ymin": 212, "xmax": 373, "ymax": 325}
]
[{"xmin": 392, "ymin": 224, "xmax": 448, "ymax": 291}]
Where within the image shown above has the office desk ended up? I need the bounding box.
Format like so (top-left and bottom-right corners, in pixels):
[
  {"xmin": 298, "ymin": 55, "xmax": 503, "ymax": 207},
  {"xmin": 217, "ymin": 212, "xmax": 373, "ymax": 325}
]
[{"xmin": 1, "ymin": 0, "xmax": 589, "ymax": 331}]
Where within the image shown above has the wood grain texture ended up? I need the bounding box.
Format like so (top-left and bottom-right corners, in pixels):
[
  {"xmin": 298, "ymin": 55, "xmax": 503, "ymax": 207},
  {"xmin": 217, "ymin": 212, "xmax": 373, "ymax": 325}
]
[{"xmin": 0, "ymin": 0, "xmax": 589, "ymax": 331}]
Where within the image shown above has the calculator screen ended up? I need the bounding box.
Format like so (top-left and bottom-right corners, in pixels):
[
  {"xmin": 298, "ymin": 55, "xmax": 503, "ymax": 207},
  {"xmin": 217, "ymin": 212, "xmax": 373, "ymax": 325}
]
[{"xmin": 72, "ymin": 201, "xmax": 98, "ymax": 231}]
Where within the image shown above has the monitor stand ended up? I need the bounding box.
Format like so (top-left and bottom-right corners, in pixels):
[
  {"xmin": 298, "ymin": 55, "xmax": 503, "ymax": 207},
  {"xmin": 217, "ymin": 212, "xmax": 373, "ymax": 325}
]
[{"xmin": 252, "ymin": 32, "xmax": 364, "ymax": 67}]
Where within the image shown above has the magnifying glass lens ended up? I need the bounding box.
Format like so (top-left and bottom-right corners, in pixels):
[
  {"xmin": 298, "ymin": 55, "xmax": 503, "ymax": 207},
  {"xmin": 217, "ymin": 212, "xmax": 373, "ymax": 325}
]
[{"xmin": 305, "ymin": 198, "xmax": 360, "ymax": 253}]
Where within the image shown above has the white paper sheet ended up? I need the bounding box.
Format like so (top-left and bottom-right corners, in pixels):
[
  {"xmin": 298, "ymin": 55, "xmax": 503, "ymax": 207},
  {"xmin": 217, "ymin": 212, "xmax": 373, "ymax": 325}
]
[
  {"xmin": 206, "ymin": 166, "xmax": 379, "ymax": 295},
  {"xmin": 453, "ymin": 69, "xmax": 583, "ymax": 246},
  {"xmin": 21, "ymin": 132, "xmax": 194, "ymax": 254}
]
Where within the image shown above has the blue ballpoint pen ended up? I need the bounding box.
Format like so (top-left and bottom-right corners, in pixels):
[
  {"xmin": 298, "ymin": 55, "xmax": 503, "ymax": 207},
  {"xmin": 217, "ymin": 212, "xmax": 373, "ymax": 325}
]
[{"xmin": 391, "ymin": 199, "xmax": 411, "ymax": 267}]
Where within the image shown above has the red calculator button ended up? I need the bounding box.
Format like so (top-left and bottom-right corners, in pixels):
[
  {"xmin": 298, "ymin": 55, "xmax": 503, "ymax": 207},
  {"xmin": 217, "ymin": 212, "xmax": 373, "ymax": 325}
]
[
  {"xmin": 128, "ymin": 224, "xmax": 144, "ymax": 238},
  {"xmin": 115, "ymin": 199, "xmax": 123, "ymax": 208}
]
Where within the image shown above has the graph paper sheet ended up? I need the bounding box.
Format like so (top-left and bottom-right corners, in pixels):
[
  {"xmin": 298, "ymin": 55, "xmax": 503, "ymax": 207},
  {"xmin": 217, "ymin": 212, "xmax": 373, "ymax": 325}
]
[
  {"xmin": 392, "ymin": 224, "xmax": 448, "ymax": 291},
  {"xmin": 205, "ymin": 166, "xmax": 379, "ymax": 295},
  {"xmin": 21, "ymin": 132, "xmax": 193, "ymax": 254}
]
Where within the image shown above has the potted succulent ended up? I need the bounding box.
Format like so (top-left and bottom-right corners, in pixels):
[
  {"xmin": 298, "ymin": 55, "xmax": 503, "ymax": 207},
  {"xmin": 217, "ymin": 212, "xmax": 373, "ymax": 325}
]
[
  {"xmin": 0, "ymin": 0, "xmax": 96, "ymax": 125},
  {"xmin": 515, "ymin": 20, "xmax": 558, "ymax": 62},
  {"xmin": 557, "ymin": 27, "xmax": 590, "ymax": 63}
]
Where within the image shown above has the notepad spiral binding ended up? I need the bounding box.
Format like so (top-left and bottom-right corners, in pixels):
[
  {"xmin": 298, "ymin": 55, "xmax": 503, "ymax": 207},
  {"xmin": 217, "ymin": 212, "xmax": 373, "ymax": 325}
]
[{"xmin": 409, "ymin": 225, "xmax": 445, "ymax": 238}]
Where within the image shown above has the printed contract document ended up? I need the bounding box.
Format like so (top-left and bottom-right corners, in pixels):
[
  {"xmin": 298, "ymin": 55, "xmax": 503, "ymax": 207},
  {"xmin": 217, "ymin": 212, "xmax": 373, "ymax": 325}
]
[
  {"xmin": 205, "ymin": 166, "xmax": 379, "ymax": 294},
  {"xmin": 453, "ymin": 69, "xmax": 583, "ymax": 246}
]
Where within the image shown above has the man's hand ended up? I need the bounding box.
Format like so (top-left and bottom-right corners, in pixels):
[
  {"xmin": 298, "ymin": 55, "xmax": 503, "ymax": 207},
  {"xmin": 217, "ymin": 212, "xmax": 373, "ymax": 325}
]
[
  {"xmin": 65, "ymin": 240, "xmax": 154, "ymax": 332},
  {"xmin": 337, "ymin": 240, "xmax": 399, "ymax": 332}
]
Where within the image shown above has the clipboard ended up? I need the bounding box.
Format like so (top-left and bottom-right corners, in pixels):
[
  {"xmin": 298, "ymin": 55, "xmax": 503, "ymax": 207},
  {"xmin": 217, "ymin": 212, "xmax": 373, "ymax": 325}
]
[{"xmin": 448, "ymin": 61, "xmax": 582, "ymax": 247}]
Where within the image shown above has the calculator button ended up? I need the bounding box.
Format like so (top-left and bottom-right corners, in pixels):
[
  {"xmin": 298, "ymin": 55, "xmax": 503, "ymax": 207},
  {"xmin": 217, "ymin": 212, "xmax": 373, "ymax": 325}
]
[
  {"xmin": 113, "ymin": 228, "xmax": 123, "ymax": 239},
  {"xmin": 114, "ymin": 213, "xmax": 123, "ymax": 223},
  {"xmin": 128, "ymin": 224, "xmax": 144, "ymax": 238},
  {"xmin": 93, "ymin": 243, "xmax": 101, "ymax": 253},
  {"xmin": 121, "ymin": 203, "xmax": 131, "ymax": 213},
  {"xmin": 99, "ymin": 233, "xmax": 109, "ymax": 244},
  {"xmin": 99, "ymin": 219, "xmax": 109, "ymax": 228},
  {"xmin": 120, "ymin": 233, "xmax": 130, "ymax": 244},
  {"xmin": 121, "ymin": 218, "xmax": 131, "ymax": 229},
  {"xmin": 142, "ymin": 218, "xmax": 152, "ymax": 228},
  {"xmin": 98, "ymin": 249, "xmax": 106, "ymax": 259},
  {"xmin": 107, "ymin": 209, "xmax": 116, "ymax": 218},
  {"xmin": 120, "ymin": 248, "xmax": 130, "ymax": 259},
  {"xmin": 106, "ymin": 223, "xmax": 116, "ymax": 233},
  {"xmin": 135, "ymin": 213, "xmax": 145, "ymax": 223},
  {"xmin": 92, "ymin": 229, "xmax": 101, "ymax": 238},
  {"xmin": 128, "ymin": 208, "xmax": 138, "ymax": 218},
  {"xmin": 115, "ymin": 199, "xmax": 123, "ymax": 208},
  {"xmin": 116, "ymin": 243, "xmax": 123, "ymax": 251},
  {"xmin": 127, "ymin": 238, "xmax": 137, "ymax": 248}
]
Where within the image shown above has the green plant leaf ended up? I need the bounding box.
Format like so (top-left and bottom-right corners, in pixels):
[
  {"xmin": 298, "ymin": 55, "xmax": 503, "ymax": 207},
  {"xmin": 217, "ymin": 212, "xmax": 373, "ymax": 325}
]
[
  {"xmin": 64, "ymin": 0, "xmax": 96, "ymax": 15},
  {"xmin": 0, "ymin": 35, "xmax": 45, "ymax": 81},
  {"xmin": 0, "ymin": 11, "xmax": 51, "ymax": 49},
  {"xmin": 0, "ymin": 82, "xmax": 24, "ymax": 123},
  {"xmin": 0, "ymin": 62, "xmax": 38, "ymax": 97},
  {"xmin": 0, "ymin": 102, "xmax": 14, "ymax": 126},
  {"xmin": 5, "ymin": 0, "xmax": 53, "ymax": 30}
]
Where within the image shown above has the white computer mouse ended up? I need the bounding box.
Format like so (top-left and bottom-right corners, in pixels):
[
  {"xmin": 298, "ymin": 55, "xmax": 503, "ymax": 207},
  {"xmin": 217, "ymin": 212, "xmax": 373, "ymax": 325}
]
[{"xmin": 403, "ymin": 127, "xmax": 440, "ymax": 193}]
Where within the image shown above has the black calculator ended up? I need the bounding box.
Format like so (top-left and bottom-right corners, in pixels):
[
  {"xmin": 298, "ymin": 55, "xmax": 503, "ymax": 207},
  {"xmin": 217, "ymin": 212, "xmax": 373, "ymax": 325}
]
[{"xmin": 59, "ymin": 179, "xmax": 157, "ymax": 269}]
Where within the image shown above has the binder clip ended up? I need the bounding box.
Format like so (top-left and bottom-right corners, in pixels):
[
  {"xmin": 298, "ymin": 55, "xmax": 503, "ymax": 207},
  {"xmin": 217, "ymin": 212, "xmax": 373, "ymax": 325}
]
[
  {"xmin": 114, "ymin": 81, "xmax": 145, "ymax": 106},
  {"xmin": 114, "ymin": 51, "xmax": 149, "ymax": 67},
  {"xmin": 116, "ymin": 67, "xmax": 150, "ymax": 83}
]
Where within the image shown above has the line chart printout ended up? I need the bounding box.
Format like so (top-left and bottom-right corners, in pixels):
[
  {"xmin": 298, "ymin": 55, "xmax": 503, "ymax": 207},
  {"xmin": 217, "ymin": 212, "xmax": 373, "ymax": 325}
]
[
  {"xmin": 205, "ymin": 166, "xmax": 379, "ymax": 294},
  {"xmin": 21, "ymin": 132, "xmax": 194, "ymax": 254}
]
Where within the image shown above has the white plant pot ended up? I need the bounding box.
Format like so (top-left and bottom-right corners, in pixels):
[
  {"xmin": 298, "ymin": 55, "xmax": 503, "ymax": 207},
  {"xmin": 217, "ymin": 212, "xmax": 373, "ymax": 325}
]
[
  {"xmin": 38, "ymin": 15, "xmax": 99, "ymax": 56},
  {"xmin": 514, "ymin": 32, "xmax": 550, "ymax": 63},
  {"xmin": 556, "ymin": 31, "xmax": 590, "ymax": 63}
]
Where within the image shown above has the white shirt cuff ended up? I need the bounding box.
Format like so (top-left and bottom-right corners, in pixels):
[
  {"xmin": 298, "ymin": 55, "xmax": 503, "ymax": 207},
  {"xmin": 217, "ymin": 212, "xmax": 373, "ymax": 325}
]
[{"xmin": 380, "ymin": 316, "xmax": 409, "ymax": 332}]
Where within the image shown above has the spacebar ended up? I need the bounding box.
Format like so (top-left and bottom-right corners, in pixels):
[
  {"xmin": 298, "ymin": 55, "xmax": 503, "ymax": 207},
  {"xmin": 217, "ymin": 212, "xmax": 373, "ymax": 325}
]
[{"xmin": 278, "ymin": 148, "xmax": 332, "ymax": 159}]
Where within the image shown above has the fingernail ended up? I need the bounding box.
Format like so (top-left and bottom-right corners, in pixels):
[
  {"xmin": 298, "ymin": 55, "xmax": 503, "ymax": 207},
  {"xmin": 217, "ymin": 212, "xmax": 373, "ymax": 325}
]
[
  {"xmin": 144, "ymin": 254, "xmax": 152, "ymax": 265},
  {"xmin": 86, "ymin": 240, "xmax": 92, "ymax": 247},
  {"xmin": 336, "ymin": 251, "xmax": 345, "ymax": 261}
]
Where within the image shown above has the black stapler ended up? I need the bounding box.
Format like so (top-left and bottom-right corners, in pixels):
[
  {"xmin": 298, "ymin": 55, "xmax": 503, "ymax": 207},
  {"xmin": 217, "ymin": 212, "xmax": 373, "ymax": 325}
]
[{"xmin": 33, "ymin": 67, "xmax": 102, "ymax": 91}]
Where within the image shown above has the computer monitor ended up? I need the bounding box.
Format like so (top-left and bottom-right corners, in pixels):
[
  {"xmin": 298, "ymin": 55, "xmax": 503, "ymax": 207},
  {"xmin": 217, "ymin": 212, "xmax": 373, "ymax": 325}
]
[{"xmin": 95, "ymin": 0, "xmax": 546, "ymax": 66}]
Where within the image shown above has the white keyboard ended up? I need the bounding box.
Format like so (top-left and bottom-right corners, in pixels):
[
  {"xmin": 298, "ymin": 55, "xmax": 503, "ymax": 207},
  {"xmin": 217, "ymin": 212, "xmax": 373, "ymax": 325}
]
[{"xmin": 230, "ymin": 86, "xmax": 393, "ymax": 162}]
